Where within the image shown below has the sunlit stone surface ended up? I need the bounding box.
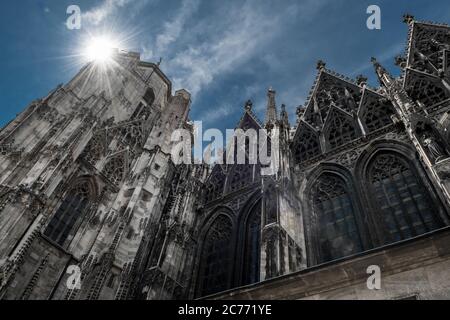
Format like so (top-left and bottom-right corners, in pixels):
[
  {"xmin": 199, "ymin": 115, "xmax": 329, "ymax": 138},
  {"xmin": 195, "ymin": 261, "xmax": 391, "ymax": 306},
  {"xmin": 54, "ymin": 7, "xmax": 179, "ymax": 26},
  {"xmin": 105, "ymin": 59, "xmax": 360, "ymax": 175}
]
[{"xmin": 0, "ymin": 16, "xmax": 450, "ymax": 300}]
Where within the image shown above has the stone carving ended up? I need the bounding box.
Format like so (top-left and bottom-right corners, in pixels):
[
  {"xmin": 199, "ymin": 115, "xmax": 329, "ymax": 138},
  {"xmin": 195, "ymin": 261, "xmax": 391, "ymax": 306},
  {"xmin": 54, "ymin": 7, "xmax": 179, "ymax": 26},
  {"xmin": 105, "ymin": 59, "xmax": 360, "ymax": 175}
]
[
  {"xmin": 335, "ymin": 149, "xmax": 362, "ymax": 168},
  {"xmin": 421, "ymin": 132, "xmax": 448, "ymax": 162},
  {"xmin": 1, "ymin": 15, "xmax": 450, "ymax": 302}
]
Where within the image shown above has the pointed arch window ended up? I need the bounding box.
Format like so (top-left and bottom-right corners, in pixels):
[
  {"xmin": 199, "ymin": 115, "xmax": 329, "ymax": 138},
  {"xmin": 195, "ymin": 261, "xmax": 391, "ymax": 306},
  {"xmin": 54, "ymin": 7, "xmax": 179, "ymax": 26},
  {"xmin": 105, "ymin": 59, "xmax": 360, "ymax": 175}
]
[
  {"xmin": 368, "ymin": 153, "xmax": 444, "ymax": 243},
  {"xmin": 197, "ymin": 215, "xmax": 233, "ymax": 297},
  {"xmin": 311, "ymin": 174, "xmax": 363, "ymax": 263},
  {"xmin": 242, "ymin": 201, "xmax": 261, "ymax": 285},
  {"xmin": 44, "ymin": 181, "xmax": 93, "ymax": 246},
  {"xmin": 132, "ymin": 88, "xmax": 155, "ymax": 120},
  {"xmin": 143, "ymin": 88, "xmax": 155, "ymax": 106}
]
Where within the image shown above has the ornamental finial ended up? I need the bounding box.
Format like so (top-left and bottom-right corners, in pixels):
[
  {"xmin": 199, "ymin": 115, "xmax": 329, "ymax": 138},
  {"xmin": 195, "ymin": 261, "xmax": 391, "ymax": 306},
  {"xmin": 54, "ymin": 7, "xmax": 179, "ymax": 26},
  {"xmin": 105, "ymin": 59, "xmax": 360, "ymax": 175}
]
[
  {"xmin": 395, "ymin": 55, "xmax": 407, "ymax": 68},
  {"xmin": 316, "ymin": 60, "xmax": 326, "ymax": 70},
  {"xmin": 371, "ymin": 57, "xmax": 394, "ymax": 87},
  {"xmin": 244, "ymin": 99, "xmax": 253, "ymax": 111},
  {"xmin": 356, "ymin": 74, "xmax": 368, "ymax": 86},
  {"xmin": 403, "ymin": 14, "xmax": 414, "ymax": 24},
  {"xmin": 296, "ymin": 106, "xmax": 305, "ymax": 118}
]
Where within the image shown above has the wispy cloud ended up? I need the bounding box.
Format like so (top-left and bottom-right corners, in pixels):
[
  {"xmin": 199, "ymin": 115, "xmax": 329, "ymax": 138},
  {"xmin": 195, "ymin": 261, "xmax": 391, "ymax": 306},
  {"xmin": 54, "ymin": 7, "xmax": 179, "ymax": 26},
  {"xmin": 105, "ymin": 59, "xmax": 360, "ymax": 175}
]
[
  {"xmin": 203, "ymin": 104, "xmax": 234, "ymax": 124},
  {"xmin": 83, "ymin": 0, "xmax": 147, "ymax": 26},
  {"xmin": 156, "ymin": 0, "xmax": 200, "ymax": 53},
  {"xmin": 351, "ymin": 42, "xmax": 404, "ymax": 76},
  {"xmin": 143, "ymin": 0, "xmax": 325, "ymax": 99}
]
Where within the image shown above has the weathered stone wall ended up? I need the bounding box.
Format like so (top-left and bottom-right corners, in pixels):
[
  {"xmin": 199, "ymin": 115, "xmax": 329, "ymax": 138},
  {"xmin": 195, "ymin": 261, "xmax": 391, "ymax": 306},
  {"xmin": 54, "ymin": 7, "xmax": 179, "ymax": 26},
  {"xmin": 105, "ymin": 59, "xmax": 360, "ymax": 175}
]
[{"xmin": 0, "ymin": 50, "xmax": 194, "ymax": 300}]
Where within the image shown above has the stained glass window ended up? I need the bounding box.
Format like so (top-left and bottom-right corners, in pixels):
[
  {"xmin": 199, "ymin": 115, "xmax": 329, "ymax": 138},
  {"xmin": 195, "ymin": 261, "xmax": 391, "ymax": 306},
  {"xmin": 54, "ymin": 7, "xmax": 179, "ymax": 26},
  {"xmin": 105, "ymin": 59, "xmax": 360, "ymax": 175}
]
[
  {"xmin": 44, "ymin": 182, "xmax": 91, "ymax": 246},
  {"xmin": 198, "ymin": 215, "xmax": 233, "ymax": 297},
  {"xmin": 242, "ymin": 202, "xmax": 261, "ymax": 285},
  {"xmin": 312, "ymin": 174, "xmax": 363, "ymax": 263},
  {"xmin": 368, "ymin": 153, "xmax": 444, "ymax": 243}
]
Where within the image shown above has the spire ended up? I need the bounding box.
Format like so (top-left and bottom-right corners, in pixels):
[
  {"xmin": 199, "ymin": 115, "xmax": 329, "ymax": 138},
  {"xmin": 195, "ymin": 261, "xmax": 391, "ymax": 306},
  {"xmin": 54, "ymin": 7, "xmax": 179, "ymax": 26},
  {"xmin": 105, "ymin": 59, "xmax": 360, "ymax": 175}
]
[
  {"xmin": 371, "ymin": 57, "xmax": 394, "ymax": 87},
  {"xmin": 280, "ymin": 104, "xmax": 289, "ymax": 126},
  {"xmin": 265, "ymin": 87, "xmax": 278, "ymax": 126}
]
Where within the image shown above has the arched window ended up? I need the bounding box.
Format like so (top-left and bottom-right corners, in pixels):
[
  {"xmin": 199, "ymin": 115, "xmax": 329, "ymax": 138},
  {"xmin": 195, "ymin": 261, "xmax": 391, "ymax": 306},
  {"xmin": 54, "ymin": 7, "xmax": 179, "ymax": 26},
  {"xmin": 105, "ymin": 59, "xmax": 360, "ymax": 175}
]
[
  {"xmin": 44, "ymin": 182, "xmax": 93, "ymax": 246},
  {"xmin": 143, "ymin": 88, "xmax": 155, "ymax": 106},
  {"xmin": 197, "ymin": 215, "xmax": 233, "ymax": 297},
  {"xmin": 368, "ymin": 153, "xmax": 444, "ymax": 243},
  {"xmin": 311, "ymin": 174, "xmax": 363, "ymax": 263},
  {"xmin": 242, "ymin": 201, "xmax": 261, "ymax": 285}
]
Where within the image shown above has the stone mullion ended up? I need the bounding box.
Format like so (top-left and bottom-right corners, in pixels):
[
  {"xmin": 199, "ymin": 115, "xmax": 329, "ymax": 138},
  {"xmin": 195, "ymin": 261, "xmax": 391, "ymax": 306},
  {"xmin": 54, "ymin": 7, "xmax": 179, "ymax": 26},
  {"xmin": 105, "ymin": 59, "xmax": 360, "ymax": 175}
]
[
  {"xmin": 400, "ymin": 170, "xmax": 430, "ymax": 232},
  {"xmin": 384, "ymin": 176, "xmax": 409, "ymax": 240}
]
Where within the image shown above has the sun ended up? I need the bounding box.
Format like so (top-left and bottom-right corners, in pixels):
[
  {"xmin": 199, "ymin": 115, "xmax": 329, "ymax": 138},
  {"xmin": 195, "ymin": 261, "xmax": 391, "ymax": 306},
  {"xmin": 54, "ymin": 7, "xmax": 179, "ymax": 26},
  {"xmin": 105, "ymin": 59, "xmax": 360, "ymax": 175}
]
[{"xmin": 84, "ymin": 36, "xmax": 118, "ymax": 63}]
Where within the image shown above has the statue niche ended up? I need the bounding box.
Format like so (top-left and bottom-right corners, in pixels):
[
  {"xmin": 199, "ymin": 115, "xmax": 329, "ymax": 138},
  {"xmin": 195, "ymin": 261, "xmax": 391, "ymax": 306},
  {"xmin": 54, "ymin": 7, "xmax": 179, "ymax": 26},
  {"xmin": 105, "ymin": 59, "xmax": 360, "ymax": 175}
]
[
  {"xmin": 413, "ymin": 116, "xmax": 449, "ymax": 164},
  {"xmin": 420, "ymin": 130, "xmax": 449, "ymax": 163}
]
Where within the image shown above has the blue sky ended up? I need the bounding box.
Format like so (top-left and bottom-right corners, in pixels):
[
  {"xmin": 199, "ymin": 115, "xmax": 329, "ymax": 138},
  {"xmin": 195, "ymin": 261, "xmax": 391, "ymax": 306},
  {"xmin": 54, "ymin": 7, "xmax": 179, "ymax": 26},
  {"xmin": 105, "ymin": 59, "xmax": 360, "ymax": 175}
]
[{"xmin": 1, "ymin": 0, "xmax": 449, "ymax": 132}]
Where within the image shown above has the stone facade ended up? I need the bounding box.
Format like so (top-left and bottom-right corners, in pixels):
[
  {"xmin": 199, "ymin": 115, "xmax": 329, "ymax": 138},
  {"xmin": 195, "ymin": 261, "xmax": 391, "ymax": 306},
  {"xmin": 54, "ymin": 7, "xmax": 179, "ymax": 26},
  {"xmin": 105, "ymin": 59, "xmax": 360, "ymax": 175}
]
[{"xmin": 0, "ymin": 15, "xmax": 450, "ymax": 300}]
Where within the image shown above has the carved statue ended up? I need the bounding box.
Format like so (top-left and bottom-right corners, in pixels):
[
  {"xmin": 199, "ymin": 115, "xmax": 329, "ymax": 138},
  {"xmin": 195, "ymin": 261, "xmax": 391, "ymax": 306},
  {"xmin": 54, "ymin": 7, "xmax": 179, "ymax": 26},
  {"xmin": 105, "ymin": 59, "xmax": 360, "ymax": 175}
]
[{"xmin": 422, "ymin": 133, "xmax": 447, "ymax": 162}]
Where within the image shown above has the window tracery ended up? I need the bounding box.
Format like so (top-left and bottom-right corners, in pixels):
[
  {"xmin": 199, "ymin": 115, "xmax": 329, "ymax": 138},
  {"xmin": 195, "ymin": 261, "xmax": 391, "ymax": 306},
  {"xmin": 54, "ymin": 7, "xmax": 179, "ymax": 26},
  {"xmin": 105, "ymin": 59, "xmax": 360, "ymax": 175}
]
[
  {"xmin": 311, "ymin": 174, "xmax": 363, "ymax": 263},
  {"xmin": 83, "ymin": 135, "xmax": 105, "ymax": 166},
  {"xmin": 326, "ymin": 113, "xmax": 358, "ymax": 149},
  {"xmin": 197, "ymin": 215, "xmax": 233, "ymax": 297},
  {"xmin": 361, "ymin": 95, "xmax": 395, "ymax": 132},
  {"xmin": 242, "ymin": 202, "xmax": 261, "ymax": 285},
  {"xmin": 228, "ymin": 165, "xmax": 253, "ymax": 192},
  {"xmin": 103, "ymin": 155, "xmax": 126, "ymax": 186},
  {"xmin": 407, "ymin": 75, "xmax": 449, "ymax": 108},
  {"xmin": 44, "ymin": 182, "xmax": 92, "ymax": 246},
  {"xmin": 410, "ymin": 24, "xmax": 450, "ymax": 73},
  {"xmin": 292, "ymin": 125, "xmax": 321, "ymax": 164},
  {"xmin": 368, "ymin": 153, "xmax": 444, "ymax": 243},
  {"xmin": 205, "ymin": 168, "xmax": 226, "ymax": 203},
  {"xmin": 315, "ymin": 76, "xmax": 361, "ymax": 119}
]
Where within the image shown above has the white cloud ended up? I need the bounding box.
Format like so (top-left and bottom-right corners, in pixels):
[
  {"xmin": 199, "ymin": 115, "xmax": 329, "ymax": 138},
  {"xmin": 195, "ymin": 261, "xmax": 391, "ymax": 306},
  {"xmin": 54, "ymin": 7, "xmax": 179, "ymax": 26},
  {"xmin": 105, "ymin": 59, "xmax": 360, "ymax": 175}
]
[
  {"xmin": 82, "ymin": 0, "xmax": 136, "ymax": 26},
  {"xmin": 203, "ymin": 104, "xmax": 234, "ymax": 123},
  {"xmin": 143, "ymin": 0, "xmax": 326, "ymax": 100},
  {"xmin": 156, "ymin": 0, "xmax": 200, "ymax": 53},
  {"xmin": 155, "ymin": 2, "xmax": 282, "ymax": 98}
]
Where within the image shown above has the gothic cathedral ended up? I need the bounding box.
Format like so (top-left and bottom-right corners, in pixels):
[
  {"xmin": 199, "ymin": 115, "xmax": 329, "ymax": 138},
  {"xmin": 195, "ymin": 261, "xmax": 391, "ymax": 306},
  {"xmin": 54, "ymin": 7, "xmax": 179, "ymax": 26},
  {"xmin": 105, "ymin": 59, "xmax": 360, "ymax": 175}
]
[{"xmin": 1, "ymin": 15, "xmax": 450, "ymax": 300}]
